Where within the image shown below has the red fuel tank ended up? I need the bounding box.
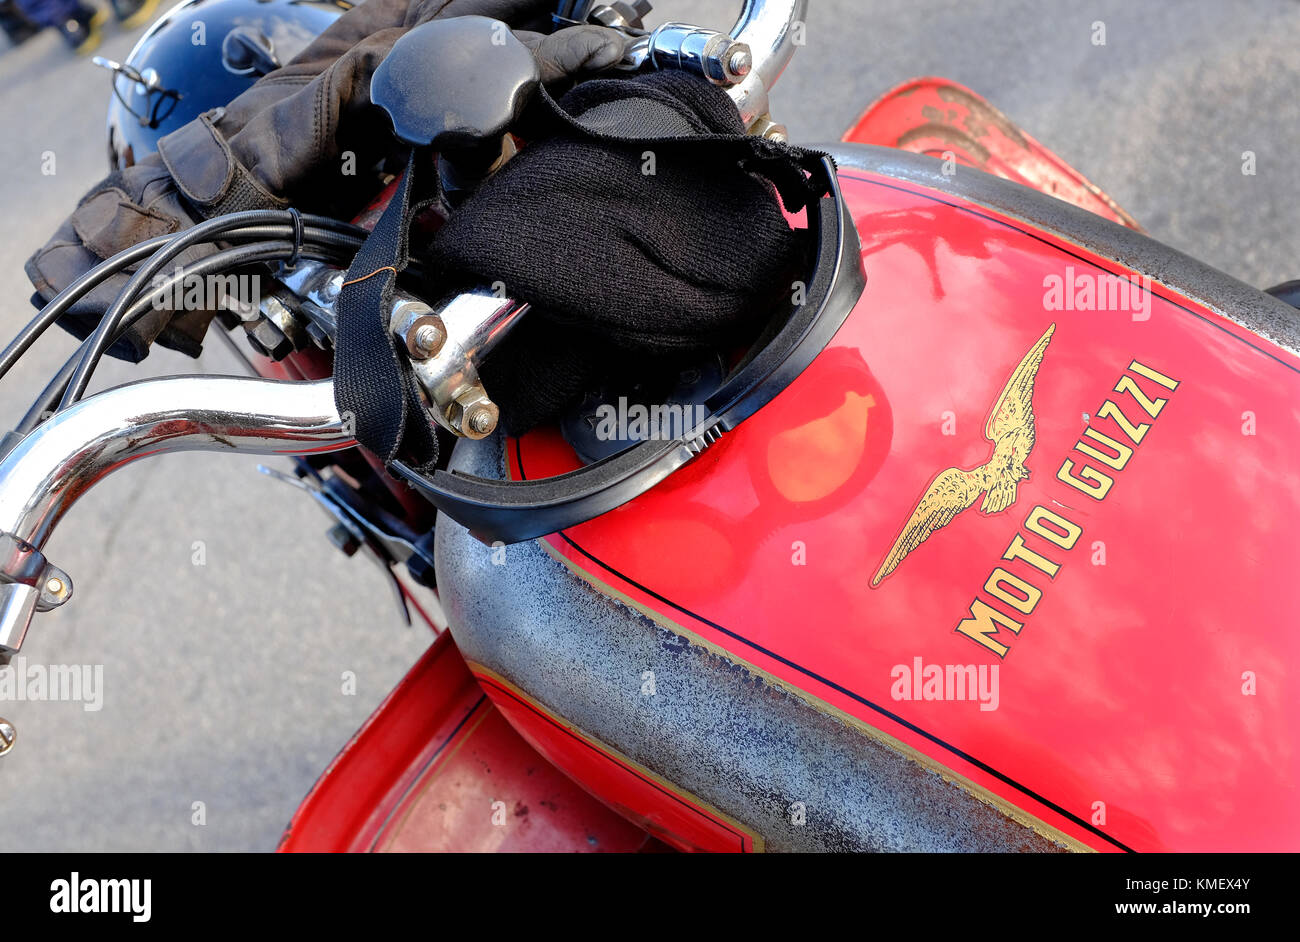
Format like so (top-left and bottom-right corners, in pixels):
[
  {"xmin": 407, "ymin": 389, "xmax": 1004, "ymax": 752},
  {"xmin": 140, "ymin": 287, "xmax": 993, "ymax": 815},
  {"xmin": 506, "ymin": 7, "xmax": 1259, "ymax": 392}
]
[{"xmin": 435, "ymin": 143, "xmax": 1300, "ymax": 853}]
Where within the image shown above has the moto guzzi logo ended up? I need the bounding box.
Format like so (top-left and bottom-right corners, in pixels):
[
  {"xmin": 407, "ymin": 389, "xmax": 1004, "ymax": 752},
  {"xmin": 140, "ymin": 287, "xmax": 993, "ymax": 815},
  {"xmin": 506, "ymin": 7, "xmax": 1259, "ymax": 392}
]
[
  {"xmin": 871, "ymin": 323, "xmax": 1180, "ymax": 659},
  {"xmin": 873, "ymin": 324, "xmax": 1055, "ymax": 586}
]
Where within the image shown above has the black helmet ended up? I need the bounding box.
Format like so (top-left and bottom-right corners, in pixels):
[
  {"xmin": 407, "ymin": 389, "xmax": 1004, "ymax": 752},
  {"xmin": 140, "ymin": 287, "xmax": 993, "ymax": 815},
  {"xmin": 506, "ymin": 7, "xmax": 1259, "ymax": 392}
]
[{"xmin": 101, "ymin": 0, "xmax": 348, "ymax": 171}]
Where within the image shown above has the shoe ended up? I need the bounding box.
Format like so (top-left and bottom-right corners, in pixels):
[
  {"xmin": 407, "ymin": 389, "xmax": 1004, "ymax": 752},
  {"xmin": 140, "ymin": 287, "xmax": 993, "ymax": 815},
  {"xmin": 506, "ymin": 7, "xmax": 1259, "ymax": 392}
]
[
  {"xmin": 59, "ymin": 4, "xmax": 105, "ymax": 54},
  {"xmin": 110, "ymin": 0, "xmax": 158, "ymax": 29}
]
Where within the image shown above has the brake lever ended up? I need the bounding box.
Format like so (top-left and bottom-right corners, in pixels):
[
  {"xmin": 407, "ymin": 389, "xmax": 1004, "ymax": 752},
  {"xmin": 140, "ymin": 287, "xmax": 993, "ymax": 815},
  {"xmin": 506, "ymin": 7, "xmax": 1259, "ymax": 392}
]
[{"xmin": 256, "ymin": 465, "xmax": 415, "ymax": 625}]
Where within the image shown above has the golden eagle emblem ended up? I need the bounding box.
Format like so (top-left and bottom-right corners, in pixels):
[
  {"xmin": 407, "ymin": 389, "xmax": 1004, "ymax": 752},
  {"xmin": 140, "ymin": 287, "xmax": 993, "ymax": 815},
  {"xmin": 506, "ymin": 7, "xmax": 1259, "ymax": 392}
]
[{"xmin": 871, "ymin": 324, "xmax": 1056, "ymax": 587}]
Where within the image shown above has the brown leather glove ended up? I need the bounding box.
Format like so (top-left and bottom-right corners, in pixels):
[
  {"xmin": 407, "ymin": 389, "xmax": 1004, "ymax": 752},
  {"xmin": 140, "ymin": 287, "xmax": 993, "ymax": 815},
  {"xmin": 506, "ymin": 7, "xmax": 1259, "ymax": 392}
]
[
  {"xmin": 25, "ymin": 0, "xmax": 624, "ymax": 361},
  {"xmin": 159, "ymin": 0, "xmax": 623, "ymax": 218}
]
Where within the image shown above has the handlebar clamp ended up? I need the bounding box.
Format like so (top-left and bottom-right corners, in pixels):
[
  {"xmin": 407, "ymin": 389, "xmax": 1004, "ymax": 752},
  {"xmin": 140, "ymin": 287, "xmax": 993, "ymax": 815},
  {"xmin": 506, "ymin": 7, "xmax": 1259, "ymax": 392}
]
[{"xmin": 0, "ymin": 532, "xmax": 72, "ymax": 655}]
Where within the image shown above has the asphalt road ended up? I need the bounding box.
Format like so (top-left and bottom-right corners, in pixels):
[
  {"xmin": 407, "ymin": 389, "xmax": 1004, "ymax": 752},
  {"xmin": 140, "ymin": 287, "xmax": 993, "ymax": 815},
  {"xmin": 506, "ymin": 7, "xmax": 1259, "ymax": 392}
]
[{"xmin": 0, "ymin": 0, "xmax": 1297, "ymax": 851}]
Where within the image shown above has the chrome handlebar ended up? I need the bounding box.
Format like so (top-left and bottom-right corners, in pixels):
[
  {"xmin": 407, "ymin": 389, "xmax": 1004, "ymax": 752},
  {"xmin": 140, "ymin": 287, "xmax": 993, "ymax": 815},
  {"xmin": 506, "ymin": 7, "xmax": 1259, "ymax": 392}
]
[
  {"xmin": 621, "ymin": 0, "xmax": 805, "ymax": 132},
  {"xmin": 0, "ymin": 376, "xmax": 352, "ymax": 655},
  {"xmin": 726, "ymin": 0, "xmax": 806, "ymax": 128},
  {"xmin": 0, "ymin": 276, "xmax": 532, "ymax": 657}
]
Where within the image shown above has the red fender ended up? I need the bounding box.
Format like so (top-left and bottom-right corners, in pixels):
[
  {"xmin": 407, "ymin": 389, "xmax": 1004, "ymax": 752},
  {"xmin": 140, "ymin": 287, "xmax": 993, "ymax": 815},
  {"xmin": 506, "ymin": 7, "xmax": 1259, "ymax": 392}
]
[{"xmin": 844, "ymin": 76, "xmax": 1141, "ymax": 230}]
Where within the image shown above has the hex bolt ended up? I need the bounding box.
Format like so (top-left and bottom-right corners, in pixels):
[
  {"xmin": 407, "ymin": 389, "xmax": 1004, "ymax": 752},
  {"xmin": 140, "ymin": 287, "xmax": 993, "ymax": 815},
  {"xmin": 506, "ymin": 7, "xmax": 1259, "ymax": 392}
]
[
  {"xmin": 412, "ymin": 322, "xmax": 445, "ymax": 358},
  {"xmin": 727, "ymin": 47, "xmax": 752, "ymax": 78},
  {"xmin": 449, "ymin": 387, "xmax": 499, "ymax": 440},
  {"xmin": 305, "ymin": 321, "xmax": 332, "ymax": 350},
  {"xmin": 391, "ymin": 304, "xmax": 446, "ymax": 361},
  {"xmin": 247, "ymin": 319, "xmax": 292, "ymax": 360},
  {"xmin": 469, "ymin": 408, "xmax": 495, "ymax": 435}
]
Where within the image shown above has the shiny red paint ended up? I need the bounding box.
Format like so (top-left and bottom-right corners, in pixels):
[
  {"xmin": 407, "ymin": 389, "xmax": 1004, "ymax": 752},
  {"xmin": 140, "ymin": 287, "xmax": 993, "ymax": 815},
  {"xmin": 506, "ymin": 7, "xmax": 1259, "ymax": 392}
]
[
  {"xmin": 279, "ymin": 631, "xmax": 661, "ymax": 852},
  {"xmin": 845, "ymin": 76, "xmax": 1141, "ymax": 230},
  {"xmin": 511, "ymin": 169, "xmax": 1300, "ymax": 852},
  {"xmin": 276, "ymin": 86, "xmax": 1293, "ymax": 851}
]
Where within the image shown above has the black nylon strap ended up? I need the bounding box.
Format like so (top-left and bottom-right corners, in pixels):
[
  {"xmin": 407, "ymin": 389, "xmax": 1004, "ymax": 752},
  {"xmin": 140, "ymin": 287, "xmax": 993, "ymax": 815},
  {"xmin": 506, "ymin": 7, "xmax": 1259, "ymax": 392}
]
[{"xmin": 333, "ymin": 149, "xmax": 440, "ymax": 471}]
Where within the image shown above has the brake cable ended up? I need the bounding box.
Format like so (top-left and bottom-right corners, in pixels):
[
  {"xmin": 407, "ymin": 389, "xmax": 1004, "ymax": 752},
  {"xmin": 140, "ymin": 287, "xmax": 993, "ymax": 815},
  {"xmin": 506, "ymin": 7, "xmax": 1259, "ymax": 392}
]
[
  {"xmin": 16, "ymin": 237, "xmax": 363, "ymax": 434},
  {"xmin": 0, "ymin": 212, "xmax": 366, "ymax": 384},
  {"xmin": 60, "ymin": 210, "xmax": 370, "ymax": 407}
]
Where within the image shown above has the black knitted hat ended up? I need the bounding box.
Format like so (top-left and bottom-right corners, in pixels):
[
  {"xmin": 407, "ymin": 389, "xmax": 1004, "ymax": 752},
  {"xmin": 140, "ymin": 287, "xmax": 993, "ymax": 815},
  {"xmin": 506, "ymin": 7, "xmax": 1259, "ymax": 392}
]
[{"xmin": 428, "ymin": 70, "xmax": 812, "ymax": 435}]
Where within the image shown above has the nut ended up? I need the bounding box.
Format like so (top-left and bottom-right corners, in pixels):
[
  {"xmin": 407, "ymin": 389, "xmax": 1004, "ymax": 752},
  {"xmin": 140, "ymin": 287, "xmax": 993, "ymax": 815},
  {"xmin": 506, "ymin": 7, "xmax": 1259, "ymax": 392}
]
[
  {"xmin": 411, "ymin": 322, "xmax": 444, "ymax": 358},
  {"xmin": 447, "ymin": 387, "xmax": 499, "ymax": 440},
  {"xmin": 390, "ymin": 301, "xmax": 446, "ymax": 360},
  {"xmin": 246, "ymin": 318, "xmax": 292, "ymax": 360},
  {"xmin": 326, "ymin": 523, "xmax": 361, "ymax": 557},
  {"xmin": 749, "ymin": 112, "xmax": 789, "ymax": 143},
  {"xmin": 705, "ymin": 39, "xmax": 751, "ymax": 85},
  {"xmin": 727, "ymin": 47, "xmax": 752, "ymax": 79}
]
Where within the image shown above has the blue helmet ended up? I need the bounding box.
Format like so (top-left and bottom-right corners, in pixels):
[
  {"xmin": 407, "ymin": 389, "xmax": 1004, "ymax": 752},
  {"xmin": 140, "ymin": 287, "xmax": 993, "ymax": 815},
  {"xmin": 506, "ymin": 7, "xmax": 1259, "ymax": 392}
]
[{"xmin": 101, "ymin": 0, "xmax": 347, "ymax": 171}]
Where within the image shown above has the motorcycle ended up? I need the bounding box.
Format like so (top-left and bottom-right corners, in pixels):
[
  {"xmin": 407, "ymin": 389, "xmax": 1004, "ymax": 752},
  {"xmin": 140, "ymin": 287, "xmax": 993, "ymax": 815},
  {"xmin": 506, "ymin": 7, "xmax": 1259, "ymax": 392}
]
[{"xmin": 0, "ymin": 0, "xmax": 1295, "ymax": 853}]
